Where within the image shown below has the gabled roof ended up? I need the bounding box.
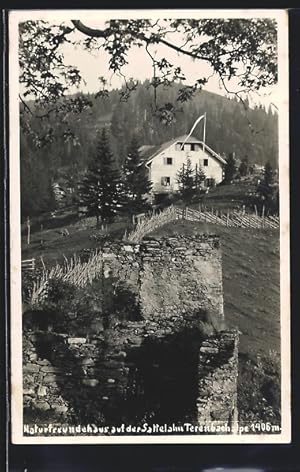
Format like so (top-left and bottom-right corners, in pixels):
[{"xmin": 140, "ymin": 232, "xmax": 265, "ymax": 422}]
[{"xmin": 139, "ymin": 135, "xmax": 227, "ymax": 166}]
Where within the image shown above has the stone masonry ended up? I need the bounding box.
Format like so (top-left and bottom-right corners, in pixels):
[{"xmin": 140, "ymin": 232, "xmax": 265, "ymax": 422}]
[
  {"xmin": 23, "ymin": 235, "xmax": 238, "ymax": 433},
  {"xmin": 102, "ymin": 234, "xmax": 225, "ymax": 326}
]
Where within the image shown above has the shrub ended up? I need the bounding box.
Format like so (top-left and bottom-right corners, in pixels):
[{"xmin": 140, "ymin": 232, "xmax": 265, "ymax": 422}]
[
  {"xmin": 238, "ymin": 350, "xmax": 281, "ymax": 426},
  {"xmin": 44, "ymin": 279, "xmax": 78, "ymax": 312}
]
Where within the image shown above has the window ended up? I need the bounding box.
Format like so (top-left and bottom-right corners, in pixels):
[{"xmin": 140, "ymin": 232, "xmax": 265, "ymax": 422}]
[
  {"xmin": 164, "ymin": 157, "xmax": 173, "ymax": 165},
  {"xmin": 204, "ymin": 158, "xmax": 209, "ymax": 166},
  {"xmin": 161, "ymin": 176, "xmax": 171, "ymax": 186},
  {"xmin": 176, "ymin": 143, "xmax": 183, "ymax": 151},
  {"xmin": 191, "ymin": 143, "xmax": 195, "ymax": 151},
  {"xmin": 205, "ymin": 178, "xmax": 216, "ymax": 188}
]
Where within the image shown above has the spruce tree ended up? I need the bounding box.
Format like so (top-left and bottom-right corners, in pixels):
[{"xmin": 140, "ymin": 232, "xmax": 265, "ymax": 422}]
[
  {"xmin": 176, "ymin": 159, "xmax": 196, "ymax": 204},
  {"xmin": 239, "ymin": 158, "xmax": 249, "ymax": 177},
  {"xmin": 224, "ymin": 152, "xmax": 236, "ymax": 183},
  {"xmin": 123, "ymin": 135, "xmax": 152, "ymax": 214},
  {"xmin": 79, "ymin": 128, "xmax": 124, "ymax": 227},
  {"xmin": 264, "ymin": 161, "xmax": 274, "ymax": 187},
  {"xmin": 255, "ymin": 161, "xmax": 278, "ymax": 214},
  {"xmin": 194, "ymin": 164, "xmax": 206, "ymax": 192}
]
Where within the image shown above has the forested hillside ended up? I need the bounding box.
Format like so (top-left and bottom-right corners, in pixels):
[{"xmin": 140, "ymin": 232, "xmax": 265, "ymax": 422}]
[{"xmin": 20, "ymin": 81, "xmax": 278, "ymax": 219}]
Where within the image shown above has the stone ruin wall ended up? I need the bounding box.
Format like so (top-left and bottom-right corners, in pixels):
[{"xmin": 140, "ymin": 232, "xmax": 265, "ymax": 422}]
[
  {"xmin": 197, "ymin": 330, "xmax": 239, "ymax": 432},
  {"xmin": 102, "ymin": 235, "xmax": 225, "ymax": 325},
  {"xmin": 23, "ymin": 235, "xmax": 239, "ymax": 432}
]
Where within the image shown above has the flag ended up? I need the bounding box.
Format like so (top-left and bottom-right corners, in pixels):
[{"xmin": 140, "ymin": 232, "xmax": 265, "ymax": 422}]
[{"xmin": 181, "ymin": 114, "xmax": 205, "ymax": 149}]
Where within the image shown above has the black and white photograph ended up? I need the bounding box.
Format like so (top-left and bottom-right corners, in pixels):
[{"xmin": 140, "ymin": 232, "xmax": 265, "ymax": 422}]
[{"xmin": 9, "ymin": 9, "xmax": 290, "ymax": 444}]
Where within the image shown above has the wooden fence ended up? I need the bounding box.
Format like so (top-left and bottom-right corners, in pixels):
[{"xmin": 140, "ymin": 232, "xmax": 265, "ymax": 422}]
[
  {"xmin": 28, "ymin": 251, "xmax": 103, "ymax": 306},
  {"xmin": 127, "ymin": 204, "xmax": 279, "ymax": 243},
  {"xmin": 127, "ymin": 205, "xmax": 179, "ymax": 242},
  {"xmin": 180, "ymin": 207, "xmax": 279, "ymax": 230},
  {"xmin": 21, "ymin": 258, "xmax": 36, "ymax": 271}
]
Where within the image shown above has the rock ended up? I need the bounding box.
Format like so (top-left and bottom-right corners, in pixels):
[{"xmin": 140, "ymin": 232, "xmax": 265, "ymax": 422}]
[
  {"xmin": 36, "ymin": 401, "xmax": 50, "ymax": 411},
  {"xmin": 37, "ymin": 386, "xmax": 47, "ymax": 397},
  {"xmin": 23, "ymin": 387, "xmax": 35, "ymax": 396},
  {"xmin": 200, "ymin": 346, "xmax": 219, "ymax": 354},
  {"xmin": 123, "ymin": 245, "xmax": 134, "ymax": 252},
  {"xmin": 23, "ymin": 363, "xmax": 40, "ymax": 373},
  {"xmin": 36, "ymin": 359, "xmax": 51, "ymax": 366},
  {"xmin": 107, "ymin": 378, "xmax": 115, "ymax": 384},
  {"xmin": 24, "ymin": 395, "xmax": 33, "ymax": 404},
  {"xmin": 79, "ymin": 357, "xmax": 95, "ymax": 366},
  {"xmin": 68, "ymin": 337, "xmax": 86, "ymax": 345},
  {"xmin": 111, "ymin": 351, "xmax": 127, "ymax": 360},
  {"xmin": 41, "ymin": 366, "xmax": 64, "ymax": 373},
  {"xmin": 82, "ymin": 379, "xmax": 99, "ymax": 387},
  {"xmin": 43, "ymin": 374, "xmax": 57, "ymax": 383},
  {"xmin": 52, "ymin": 404, "xmax": 69, "ymax": 414},
  {"xmin": 103, "ymin": 253, "xmax": 117, "ymax": 259}
]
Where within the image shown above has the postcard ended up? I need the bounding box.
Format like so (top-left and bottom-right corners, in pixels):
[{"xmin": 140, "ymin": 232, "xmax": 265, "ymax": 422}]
[{"xmin": 9, "ymin": 8, "xmax": 290, "ymax": 444}]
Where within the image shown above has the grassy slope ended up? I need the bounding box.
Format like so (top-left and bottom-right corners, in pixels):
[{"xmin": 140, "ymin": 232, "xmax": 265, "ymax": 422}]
[
  {"xmin": 21, "ymin": 218, "xmax": 130, "ymax": 266},
  {"xmin": 22, "ymin": 209, "xmax": 280, "ymax": 359},
  {"xmin": 149, "ymin": 220, "xmax": 280, "ymax": 358}
]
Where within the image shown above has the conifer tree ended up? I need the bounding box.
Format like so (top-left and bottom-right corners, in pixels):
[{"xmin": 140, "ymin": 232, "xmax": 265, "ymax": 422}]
[
  {"xmin": 194, "ymin": 164, "xmax": 206, "ymax": 192},
  {"xmin": 123, "ymin": 135, "xmax": 152, "ymax": 214},
  {"xmin": 239, "ymin": 158, "xmax": 249, "ymax": 177},
  {"xmin": 264, "ymin": 161, "xmax": 274, "ymax": 187},
  {"xmin": 79, "ymin": 128, "xmax": 124, "ymax": 227},
  {"xmin": 224, "ymin": 152, "xmax": 236, "ymax": 183},
  {"xmin": 255, "ymin": 161, "xmax": 278, "ymax": 214},
  {"xmin": 176, "ymin": 159, "xmax": 196, "ymax": 204}
]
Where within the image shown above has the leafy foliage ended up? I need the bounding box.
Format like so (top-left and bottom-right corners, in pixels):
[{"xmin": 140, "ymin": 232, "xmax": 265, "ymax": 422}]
[
  {"xmin": 238, "ymin": 351, "xmax": 281, "ymax": 426},
  {"xmin": 19, "ymin": 18, "xmax": 278, "ymax": 140}
]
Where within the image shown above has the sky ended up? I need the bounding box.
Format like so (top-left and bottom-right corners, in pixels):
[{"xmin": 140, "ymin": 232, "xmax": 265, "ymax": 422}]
[
  {"xmin": 15, "ymin": 11, "xmax": 284, "ymax": 112},
  {"xmin": 59, "ymin": 18, "xmax": 278, "ymax": 110}
]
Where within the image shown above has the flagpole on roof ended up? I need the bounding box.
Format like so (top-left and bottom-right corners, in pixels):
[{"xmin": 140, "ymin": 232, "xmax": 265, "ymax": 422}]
[
  {"xmin": 180, "ymin": 113, "xmax": 206, "ymax": 150},
  {"xmin": 203, "ymin": 112, "xmax": 207, "ymax": 151}
]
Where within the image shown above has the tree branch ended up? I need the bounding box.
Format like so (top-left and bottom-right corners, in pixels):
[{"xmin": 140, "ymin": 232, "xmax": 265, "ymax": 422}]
[
  {"xmin": 72, "ymin": 19, "xmax": 210, "ymax": 63},
  {"xmin": 19, "ymin": 94, "xmax": 34, "ymax": 115},
  {"xmin": 71, "ymin": 20, "xmax": 111, "ymax": 39},
  {"xmin": 154, "ymin": 37, "xmax": 208, "ymax": 62}
]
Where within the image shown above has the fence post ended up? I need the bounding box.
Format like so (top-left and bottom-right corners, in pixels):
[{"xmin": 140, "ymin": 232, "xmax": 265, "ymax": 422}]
[
  {"xmin": 27, "ymin": 216, "xmax": 31, "ymax": 245},
  {"xmin": 40, "ymin": 256, "xmax": 46, "ymax": 271},
  {"xmin": 262, "ymin": 205, "xmax": 265, "ymax": 229},
  {"xmin": 226, "ymin": 211, "xmax": 229, "ymax": 227}
]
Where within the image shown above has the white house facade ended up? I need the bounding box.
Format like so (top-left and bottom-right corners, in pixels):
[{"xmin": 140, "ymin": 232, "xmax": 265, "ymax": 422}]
[{"xmin": 139, "ymin": 135, "xmax": 226, "ymax": 195}]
